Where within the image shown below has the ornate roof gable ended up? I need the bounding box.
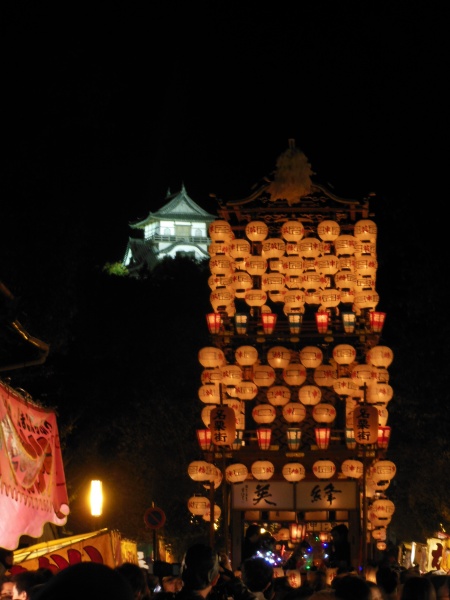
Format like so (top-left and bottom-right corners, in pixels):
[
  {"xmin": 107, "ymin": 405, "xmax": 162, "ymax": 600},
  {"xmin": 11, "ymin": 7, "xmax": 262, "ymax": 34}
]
[{"xmin": 131, "ymin": 183, "xmax": 217, "ymax": 228}]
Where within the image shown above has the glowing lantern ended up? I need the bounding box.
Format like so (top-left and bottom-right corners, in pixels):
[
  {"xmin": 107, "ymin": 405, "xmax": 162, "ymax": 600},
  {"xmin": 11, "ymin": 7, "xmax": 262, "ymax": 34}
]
[
  {"xmin": 353, "ymin": 404, "xmax": 378, "ymax": 444},
  {"xmin": 299, "ymin": 346, "xmax": 323, "ymax": 369},
  {"xmin": 314, "ymin": 427, "xmax": 331, "ymax": 449},
  {"xmin": 261, "ymin": 238, "xmax": 286, "ymax": 259},
  {"xmin": 286, "ymin": 428, "xmax": 302, "ymax": 450},
  {"xmin": 253, "ymin": 364, "xmax": 276, "ymax": 387},
  {"xmin": 235, "ymin": 346, "xmax": 258, "ymax": 366},
  {"xmin": 282, "ymin": 462, "xmax": 306, "ymax": 482},
  {"xmin": 267, "ymin": 346, "xmax": 291, "ymax": 369},
  {"xmin": 196, "ymin": 429, "xmax": 212, "ymax": 451},
  {"xmin": 376, "ymin": 542, "xmax": 387, "ymax": 551},
  {"xmin": 188, "ymin": 461, "xmax": 213, "ymax": 482},
  {"xmin": 313, "ymin": 364, "xmax": 337, "ymax": 387},
  {"xmin": 261, "ymin": 312, "xmax": 277, "ymax": 334},
  {"xmin": 318, "ymin": 220, "xmax": 340, "ymax": 241},
  {"xmin": 210, "ymin": 289, "xmax": 235, "ymax": 312},
  {"xmin": 283, "ymin": 363, "xmax": 307, "ymax": 386},
  {"xmin": 226, "ymin": 463, "xmax": 248, "ymax": 483},
  {"xmin": 351, "ymin": 363, "xmax": 375, "ymax": 388},
  {"xmin": 245, "ymin": 289, "xmax": 268, "ymax": 307},
  {"xmin": 332, "ymin": 344, "xmax": 356, "ymax": 365},
  {"xmin": 334, "ymin": 234, "xmax": 357, "ymax": 256},
  {"xmin": 377, "ymin": 405, "xmax": 389, "ymax": 426},
  {"xmin": 229, "ymin": 239, "xmax": 251, "ymax": 259},
  {"xmin": 354, "ymin": 219, "xmax": 377, "ymax": 242},
  {"xmin": 210, "ymin": 406, "xmax": 236, "ymax": 446},
  {"xmin": 367, "ymin": 383, "xmax": 394, "ymax": 404},
  {"xmin": 209, "ymin": 220, "xmax": 233, "ymax": 242},
  {"xmin": 235, "ymin": 380, "xmax": 258, "ymax": 401},
  {"xmin": 281, "ymin": 220, "xmax": 305, "ymax": 241},
  {"xmin": 266, "ymin": 385, "xmax": 291, "ymax": 406},
  {"xmin": 251, "ymin": 460, "xmax": 275, "ymax": 480},
  {"xmin": 203, "ymin": 503, "xmax": 221, "ymax": 522},
  {"xmin": 246, "ymin": 220, "xmax": 268, "ymax": 241},
  {"xmin": 298, "ymin": 384, "xmax": 321, "ymax": 406},
  {"xmin": 372, "ymin": 528, "xmax": 387, "ymax": 541},
  {"xmin": 371, "ymin": 460, "xmax": 396, "ymax": 481},
  {"xmin": 371, "ymin": 499, "xmax": 395, "ymax": 518},
  {"xmin": 282, "ymin": 402, "xmax": 307, "ymax": 423},
  {"xmin": 220, "ymin": 364, "xmax": 243, "ymax": 386},
  {"xmin": 198, "ymin": 347, "xmax": 225, "ymax": 368},
  {"xmin": 321, "ymin": 289, "xmax": 341, "ymax": 308},
  {"xmin": 198, "ymin": 384, "xmax": 221, "ymax": 404},
  {"xmin": 252, "ymin": 404, "xmax": 276, "ymax": 424},
  {"xmin": 366, "ymin": 346, "xmax": 394, "ymax": 368},
  {"xmin": 312, "ymin": 460, "xmax": 336, "ymax": 479},
  {"xmin": 312, "ymin": 403, "xmax": 336, "ymax": 423},
  {"xmin": 256, "ymin": 428, "xmax": 272, "ymax": 449},
  {"xmin": 204, "ymin": 466, "xmax": 223, "ymax": 490},
  {"xmin": 286, "ymin": 570, "xmax": 301, "ymax": 588},
  {"xmin": 206, "ymin": 312, "xmax": 222, "ymax": 334},
  {"xmin": 341, "ymin": 459, "xmax": 364, "ymax": 479},
  {"xmin": 209, "ymin": 257, "xmax": 234, "ymax": 275},
  {"xmin": 201, "ymin": 367, "xmax": 222, "ymax": 386},
  {"xmin": 377, "ymin": 426, "xmax": 391, "ymax": 449},
  {"xmin": 188, "ymin": 495, "xmax": 209, "ymax": 516}
]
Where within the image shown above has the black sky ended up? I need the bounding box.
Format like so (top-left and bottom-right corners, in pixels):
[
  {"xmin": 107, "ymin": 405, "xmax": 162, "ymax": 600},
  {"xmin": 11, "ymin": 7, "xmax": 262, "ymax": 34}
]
[{"xmin": 1, "ymin": 3, "xmax": 444, "ymax": 273}]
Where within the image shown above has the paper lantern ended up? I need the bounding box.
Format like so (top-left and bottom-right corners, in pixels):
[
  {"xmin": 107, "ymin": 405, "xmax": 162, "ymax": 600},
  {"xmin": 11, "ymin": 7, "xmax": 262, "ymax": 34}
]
[
  {"xmin": 367, "ymin": 383, "xmax": 394, "ymax": 404},
  {"xmin": 371, "ymin": 460, "xmax": 396, "ymax": 481},
  {"xmin": 299, "ymin": 346, "xmax": 323, "ymax": 369},
  {"xmin": 246, "ymin": 220, "xmax": 268, "ymax": 241},
  {"xmin": 282, "ymin": 402, "xmax": 307, "ymax": 423},
  {"xmin": 235, "ymin": 346, "xmax": 258, "ymax": 366},
  {"xmin": 372, "ymin": 528, "xmax": 387, "ymax": 541},
  {"xmin": 353, "ymin": 404, "xmax": 378, "ymax": 444},
  {"xmin": 220, "ymin": 364, "xmax": 243, "ymax": 386},
  {"xmin": 210, "ymin": 406, "xmax": 236, "ymax": 446},
  {"xmin": 204, "ymin": 466, "xmax": 223, "ymax": 490},
  {"xmin": 187, "ymin": 495, "xmax": 209, "ymax": 516},
  {"xmin": 209, "ymin": 220, "xmax": 233, "ymax": 242},
  {"xmin": 354, "ymin": 219, "xmax": 377, "ymax": 242},
  {"xmin": 266, "ymin": 385, "xmax": 291, "ymax": 406},
  {"xmin": 283, "ymin": 363, "xmax": 307, "ymax": 386},
  {"xmin": 371, "ymin": 499, "xmax": 395, "ymax": 518},
  {"xmin": 281, "ymin": 220, "xmax": 305, "ymax": 241},
  {"xmin": 252, "ymin": 404, "xmax": 276, "ymax": 424},
  {"xmin": 251, "ymin": 460, "xmax": 275, "ymax": 480},
  {"xmin": 286, "ymin": 428, "xmax": 302, "ymax": 451},
  {"xmin": 229, "ymin": 239, "xmax": 251, "ymax": 259},
  {"xmin": 312, "ymin": 403, "xmax": 336, "ymax": 423},
  {"xmin": 317, "ymin": 220, "xmax": 340, "ymax": 241},
  {"xmin": 314, "ymin": 427, "xmax": 331, "ymax": 449},
  {"xmin": 226, "ymin": 463, "xmax": 248, "ymax": 483},
  {"xmin": 188, "ymin": 461, "xmax": 213, "ymax": 482},
  {"xmin": 286, "ymin": 570, "xmax": 301, "ymax": 588},
  {"xmin": 201, "ymin": 405, "xmax": 214, "ymax": 427},
  {"xmin": 252, "ymin": 364, "xmax": 276, "ymax": 387},
  {"xmin": 376, "ymin": 541, "xmax": 387, "ymax": 551},
  {"xmin": 256, "ymin": 428, "xmax": 272, "ymax": 450},
  {"xmin": 235, "ymin": 380, "xmax": 259, "ymax": 401},
  {"xmin": 267, "ymin": 346, "xmax": 291, "ymax": 369},
  {"xmin": 198, "ymin": 384, "xmax": 221, "ymax": 404},
  {"xmin": 203, "ymin": 503, "xmax": 221, "ymax": 522},
  {"xmin": 313, "ymin": 364, "xmax": 337, "ymax": 387},
  {"xmin": 261, "ymin": 238, "xmax": 286, "ymax": 259},
  {"xmin": 282, "ymin": 462, "xmax": 306, "ymax": 482},
  {"xmin": 332, "ymin": 344, "xmax": 357, "ymax": 365},
  {"xmin": 334, "ymin": 234, "xmax": 357, "ymax": 256},
  {"xmin": 341, "ymin": 459, "xmax": 364, "ymax": 479},
  {"xmin": 201, "ymin": 367, "xmax": 222, "ymax": 386},
  {"xmin": 298, "ymin": 385, "xmax": 321, "ymax": 406},
  {"xmin": 198, "ymin": 347, "xmax": 225, "ymax": 368},
  {"xmin": 312, "ymin": 460, "xmax": 336, "ymax": 479}
]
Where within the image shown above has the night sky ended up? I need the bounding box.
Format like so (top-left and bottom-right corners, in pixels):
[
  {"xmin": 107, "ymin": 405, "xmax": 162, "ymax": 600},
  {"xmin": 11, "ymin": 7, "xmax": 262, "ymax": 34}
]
[{"xmin": 2, "ymin": 5, "xmax": 442, "ymax": 266}]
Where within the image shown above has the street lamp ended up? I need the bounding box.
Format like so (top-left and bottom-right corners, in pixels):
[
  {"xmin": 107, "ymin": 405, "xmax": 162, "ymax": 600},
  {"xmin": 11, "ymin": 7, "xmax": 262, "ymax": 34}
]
[{"xmin": 90, "ymin": 479, "xmax": 103, "ymax": 531}]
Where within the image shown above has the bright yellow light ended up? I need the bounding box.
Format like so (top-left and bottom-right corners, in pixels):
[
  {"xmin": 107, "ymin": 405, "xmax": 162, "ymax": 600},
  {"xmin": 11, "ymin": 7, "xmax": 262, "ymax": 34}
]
[{"xmin": 90, "ymin": 480, "xmax": 103, "ymax": 516}]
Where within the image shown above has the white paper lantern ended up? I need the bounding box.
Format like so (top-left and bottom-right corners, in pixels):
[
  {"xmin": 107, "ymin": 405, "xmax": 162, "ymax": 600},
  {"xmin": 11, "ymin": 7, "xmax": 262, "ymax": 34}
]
[
  {"xmin": 187, "ymin": 495, "xmax": 209, "ymax": 516},
  {"xmin": 299, "ymin": 346, "xmax": 323, "ymax": 369},
  {"xmin": 282, "ymin": 462, "xmax": 306, "ymax": 482},
  {"xmin": 252, "ymin": 404, "xmax": 277, "ymax": 424},
  {"xmin": 298, "ymin": 385, "xmax": 322, "ymax": 406},
  {"xmin": 282, "ymin": 402, "xmax": 307, "ymax": 423},
  {"xmin": 198, "ymin": 347, "xmax": 225, "ymax": 368},
  {"xmin": 251, "ymin": 460, "xmax": 275, "ymax": 480},
  {"xmin": 312, "ymin": 460, "xmax": 336, "ymax": 479},
  {"xmin": 252, "ymin": 364, "xmax": 276, "ymax": 387},
  {"xmin": 225, "ymin": 463, "xmax": 248, "ymax": 483},
  {"xmin": 267, "ymin": 346, "xmax": 291, "ymax": 369},
  {"xmin": 312, "ymin": 403, "xmax": 336, "ymax": 423},
  {"xmin": 188, "ymin": 461, "xmax": 213, "ymax": 482}
]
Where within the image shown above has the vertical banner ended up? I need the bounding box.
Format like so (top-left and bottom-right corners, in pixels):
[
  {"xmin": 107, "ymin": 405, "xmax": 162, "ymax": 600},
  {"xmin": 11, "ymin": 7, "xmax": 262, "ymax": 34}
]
[{"xmin": 0, "ymin": 381, "xmax": 69, "ymax": 550}]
